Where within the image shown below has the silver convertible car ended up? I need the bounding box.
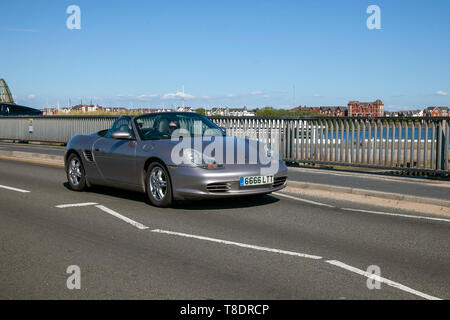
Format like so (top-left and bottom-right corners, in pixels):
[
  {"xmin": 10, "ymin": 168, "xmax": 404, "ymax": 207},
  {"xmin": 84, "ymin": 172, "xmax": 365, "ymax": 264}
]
[{"xmin": 65, "ymin": 112, "xmax": 288, "ymax": 207}]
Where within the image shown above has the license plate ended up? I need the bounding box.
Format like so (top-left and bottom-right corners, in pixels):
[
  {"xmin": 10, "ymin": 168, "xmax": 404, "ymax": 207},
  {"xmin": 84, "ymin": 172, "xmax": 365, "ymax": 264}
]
[{"xmin": 240, "ymin": 175, "xmax": 274, "ymax": 187}]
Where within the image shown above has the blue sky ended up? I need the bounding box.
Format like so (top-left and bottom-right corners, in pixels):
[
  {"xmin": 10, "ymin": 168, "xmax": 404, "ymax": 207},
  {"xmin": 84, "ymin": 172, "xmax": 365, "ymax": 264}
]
[{"xmin": 1, "ymin": 0, "xmax": 449, "ymax": 110}]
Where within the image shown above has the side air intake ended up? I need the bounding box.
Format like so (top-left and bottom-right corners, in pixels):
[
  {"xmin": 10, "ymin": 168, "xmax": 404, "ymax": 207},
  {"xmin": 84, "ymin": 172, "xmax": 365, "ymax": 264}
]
[{"xmin": 83, "ymin": 150, "xmax": 94, "ymax": 162}]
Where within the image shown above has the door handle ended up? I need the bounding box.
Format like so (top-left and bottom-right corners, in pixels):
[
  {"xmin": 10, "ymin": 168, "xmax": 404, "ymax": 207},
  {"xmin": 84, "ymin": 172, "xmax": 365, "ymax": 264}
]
[{"xmin": 95, "ymin": 148, "xmax": 100, "ymax": 152}]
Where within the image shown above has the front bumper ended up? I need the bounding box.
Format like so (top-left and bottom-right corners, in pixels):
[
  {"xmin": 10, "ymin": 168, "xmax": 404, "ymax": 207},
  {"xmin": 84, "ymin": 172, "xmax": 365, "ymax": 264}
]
[{"xmin": 168, "ymin": 163, "xmax": 288, "ymax": 200}]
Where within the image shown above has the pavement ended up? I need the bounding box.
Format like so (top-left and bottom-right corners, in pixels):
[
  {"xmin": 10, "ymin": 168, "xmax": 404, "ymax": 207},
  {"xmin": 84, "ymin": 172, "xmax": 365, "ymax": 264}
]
[
  {"xmin": 0, "ymin": 157, "xmax": 449, "ymax": 299},
  {"xmin": 288, "ymin": 167, "xmax": 450, "ymax": 201},
  {"xmin": 0, "ymin": 142, "xmax": 64, "ymax": 156}
]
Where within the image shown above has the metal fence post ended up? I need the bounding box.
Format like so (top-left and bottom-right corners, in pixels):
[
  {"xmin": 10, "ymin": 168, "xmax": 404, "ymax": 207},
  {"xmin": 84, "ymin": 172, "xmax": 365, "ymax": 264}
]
[
  {"xmin": 437, "ymin": 119, "xmax": 446, "ymax": 171},
  {"xmin": 446, "ymin": 120, "xmax": 449, "ymax": 171}
]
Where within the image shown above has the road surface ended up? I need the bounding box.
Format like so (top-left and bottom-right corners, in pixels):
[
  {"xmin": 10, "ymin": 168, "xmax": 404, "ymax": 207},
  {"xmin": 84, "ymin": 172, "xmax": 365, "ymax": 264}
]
[
  {"xmin": 0, "ymin": 158, "xmax": 449, "ymax": 299},
  {"xmin": 1, "ymin": 141, "xmax": 450, "ymax": 200}
]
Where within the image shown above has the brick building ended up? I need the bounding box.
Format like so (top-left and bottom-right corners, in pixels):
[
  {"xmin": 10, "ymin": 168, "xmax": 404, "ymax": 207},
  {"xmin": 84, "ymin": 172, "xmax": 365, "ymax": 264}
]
[
  {"xmin": 296, "ymin": 106, "xmax": 321, "ymax": 113},
  {"xmin": 348, "ymin": 99, "xmax": 384, "ymax": 117},
  {"xmin": 424, "ymin": 106, "xmax": 448, "ymax": 117},
  {"xmin": 319, "ymin": 106, "xmax": 348, "ymax": 117}
]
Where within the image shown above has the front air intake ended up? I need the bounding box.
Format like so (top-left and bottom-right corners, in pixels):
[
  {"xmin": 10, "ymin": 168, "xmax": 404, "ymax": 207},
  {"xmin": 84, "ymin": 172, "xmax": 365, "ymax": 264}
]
[
  {"xmin": 273, "ymin": 177, "xmax": 287, "ymax": 188},
  {"xmin": 207, "ymin": 183, "xmax": 231, "ymax": 193}
]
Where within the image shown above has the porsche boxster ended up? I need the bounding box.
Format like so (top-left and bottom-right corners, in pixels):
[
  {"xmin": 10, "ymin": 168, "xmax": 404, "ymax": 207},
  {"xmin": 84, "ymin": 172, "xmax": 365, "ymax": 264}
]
[{"xmin": 65, "ymin": 112, "xmax": 288, "ymax": 207}]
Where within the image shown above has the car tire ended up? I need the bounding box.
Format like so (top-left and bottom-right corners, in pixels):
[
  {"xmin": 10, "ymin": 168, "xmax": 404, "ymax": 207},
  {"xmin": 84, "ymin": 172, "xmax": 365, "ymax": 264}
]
[
  {"xmin": 146, "ymin": 162, "xmax": 173, "ymax": 207},
  {"xmin": 66, "ymin": 153, "xmax": 87, "ymax": 191}
]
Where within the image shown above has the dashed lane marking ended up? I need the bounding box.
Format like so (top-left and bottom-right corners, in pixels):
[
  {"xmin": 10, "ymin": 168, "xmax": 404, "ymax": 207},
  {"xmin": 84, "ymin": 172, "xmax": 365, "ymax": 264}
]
[
  {"xmin": 54, "ymin": 197, "xmax": 443, "ymax": 300},
  {"xmin": 0, "ymin": 184, "xmax": 30, "ymax": 193},
  {"xmin": 274, "ymin": 192, "xmax": 335, "ymax": 208},
  {"xmin": 326, "ymin": 260, "xmax": 442, "ymax": 300},
  {"xmin": 341, "ymin": 208, "xmax": 450, "ymax": 224},
  {"xmin": 96, "ymin": 205, "xmax": 149, "ymax": 230},
  {"xmin": 56, "ymin": 202, "xmax": 98, "ymax": 208},
  {"xmin": 151, "ymin": 228, "xmax": 323, "ymax": 260},
  {"xmin": 275, "ymin": 192, "xmax": 450, "ymax": 224}
]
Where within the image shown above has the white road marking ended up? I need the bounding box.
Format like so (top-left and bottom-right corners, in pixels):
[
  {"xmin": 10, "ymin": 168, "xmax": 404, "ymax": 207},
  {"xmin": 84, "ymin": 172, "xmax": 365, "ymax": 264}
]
[
  {"xmin": 275, "ymin": 192, "xmax": 450, "ymax": 223},
  {"xmin": 56, "ymin": 202, "xmax": 98, "ymax": 208},
  {"xmin": 151, "ymin": 229, "xmax": 322, "ymax": 260},
  {"xmin": 52, "ymin": 198, "xmax": 445, "ymax": 299},
  {"xmin": 274, "ymin": 192, "xmax": 335, "ymax": 208},
  {"xmin": 326, "ymin": 260, "xmax": 442, "ymax": 300},
  {"xmin": 96, "ymin": 205, "xmax": 149, "ymax": 230},
  {"xmin": 341, "ymin": 208, "xmax": 450, "ymax": 224},
  {"xmin": 0, "ymin": 184, "xmax": 30, "ymax": 193}
]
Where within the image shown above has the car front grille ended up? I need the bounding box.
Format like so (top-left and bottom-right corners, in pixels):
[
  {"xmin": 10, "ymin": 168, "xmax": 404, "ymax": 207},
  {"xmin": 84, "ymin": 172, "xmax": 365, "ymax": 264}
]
[
  {"xmin": 83, "ymin": 150, "xmax": 94, "ymax": 162},
  {"xmin": 273, "ymin": 177, "xmax": 287, "ymax": 188},
  {"xmin": 207, "ymin": 182, "xmax": 231, "ymax": 193}
]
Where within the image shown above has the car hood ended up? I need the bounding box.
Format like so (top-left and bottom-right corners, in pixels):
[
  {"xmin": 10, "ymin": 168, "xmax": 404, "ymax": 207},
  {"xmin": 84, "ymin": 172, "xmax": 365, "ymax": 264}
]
[{"xmin": 148, "ymin": 136, "xmax": 276, "ymax": 165}]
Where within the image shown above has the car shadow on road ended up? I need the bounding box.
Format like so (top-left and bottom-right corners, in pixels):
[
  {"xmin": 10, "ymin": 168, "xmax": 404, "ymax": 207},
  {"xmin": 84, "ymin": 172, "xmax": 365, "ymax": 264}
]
[
  {"xmin": 63, "ymin": 182, "xmax": 280, "ymax": 210},
  {"xmin": 174, "ymin": 195, "xmax": 280, "ymax": 211},
  {"xmin": 63, "ymin": 182, "xmax": 151, "ymax": 204}
]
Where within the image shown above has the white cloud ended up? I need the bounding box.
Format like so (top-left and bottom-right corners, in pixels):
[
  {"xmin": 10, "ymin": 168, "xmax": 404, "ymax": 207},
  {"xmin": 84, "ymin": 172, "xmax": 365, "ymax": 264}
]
[
  {"xmin": 227, "ymin": 94, "xmax": 236, "ymax": 97},
  {"xmin": 313, "ymin": 93, "xmax": 321, "ymax": 97},
  {"xmin": 435, "ymin": 90, "xmax": 448, "ymax": 96},
  {"xmin": 137, "ymin": 94, "xmax": 159, "ymax": 100},
  {"xmin": 249, "ymin": 91, "xmax": 263, "ymax": 95},
  {"xmin": 162, "ymin": 92, "xmax": 195, "ymax": 100},
  {"xmin": 27, "ymin": 94, "xmax": 36, "ymax": 99},
  {"xmin": 115, "ymin": 94, "xmax": 160, "ymax": 101}
]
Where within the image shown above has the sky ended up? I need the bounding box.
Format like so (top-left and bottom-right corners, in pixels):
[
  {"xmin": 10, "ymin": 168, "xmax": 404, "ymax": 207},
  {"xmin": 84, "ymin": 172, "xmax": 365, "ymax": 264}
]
[{"xmin": 0, "ymin": 0, "xmax": 449, "ymax": 111}]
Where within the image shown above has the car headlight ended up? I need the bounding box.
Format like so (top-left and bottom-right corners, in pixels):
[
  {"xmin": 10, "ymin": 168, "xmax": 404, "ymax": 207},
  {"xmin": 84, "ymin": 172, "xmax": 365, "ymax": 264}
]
[
  {"xmin": 183, "ymin": 148, "xmax": 222, "ymax": 169},
  {"xmin": 264, "ymin": 144, "xmax": 284, "ymax": 164},
  {"xmin": 264, "ymin": 144, "xmax": 279, "ymax": 159}
]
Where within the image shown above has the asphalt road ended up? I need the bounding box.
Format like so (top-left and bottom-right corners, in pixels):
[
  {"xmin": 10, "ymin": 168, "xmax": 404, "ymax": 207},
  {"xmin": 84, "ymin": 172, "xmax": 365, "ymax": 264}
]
[
  {"xmin": 0, "ymin": 158, "xmax": 449, "ymax": 299},
  {"xmin": 1, "ymin": 142, "xmax": 450, "ymax": 201},
  {"xmin": 288, "ymin": 167, "xmax": 450, "ymax": 201}
]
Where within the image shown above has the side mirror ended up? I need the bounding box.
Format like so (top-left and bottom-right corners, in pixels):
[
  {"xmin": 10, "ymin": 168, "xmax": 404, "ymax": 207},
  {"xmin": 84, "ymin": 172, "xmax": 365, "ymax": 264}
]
[{"xmin": 112, "ymin": 131, "xmax": 134, "ymax": 140}]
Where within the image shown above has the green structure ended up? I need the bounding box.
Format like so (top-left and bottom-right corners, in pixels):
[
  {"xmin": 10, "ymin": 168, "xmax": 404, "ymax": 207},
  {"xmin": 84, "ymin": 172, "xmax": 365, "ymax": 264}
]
[
  {"xmin": 0, "ymin": 78, "xmax": 42, "ymax": 116},
  {"xmin": 0, "ymin": 78, "xmax": 15, "ymax": 104}
]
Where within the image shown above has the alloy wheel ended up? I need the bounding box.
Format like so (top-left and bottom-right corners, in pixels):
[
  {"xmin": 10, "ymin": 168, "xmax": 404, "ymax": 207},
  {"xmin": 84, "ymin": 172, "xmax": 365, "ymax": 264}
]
[
  {"xmin": 68, "ymin": 158, "xmax": 82, "ymax": 186},
  {"xmin": 149, "ymin": 166, "xmax": 168, "ymax": 201}
]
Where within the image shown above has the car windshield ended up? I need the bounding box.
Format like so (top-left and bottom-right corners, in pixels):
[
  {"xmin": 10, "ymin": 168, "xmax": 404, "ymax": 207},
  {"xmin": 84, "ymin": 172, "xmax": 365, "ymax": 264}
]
[{"xmin": 134, "ymin": 113, "xmax": 224, "ymax": 140}]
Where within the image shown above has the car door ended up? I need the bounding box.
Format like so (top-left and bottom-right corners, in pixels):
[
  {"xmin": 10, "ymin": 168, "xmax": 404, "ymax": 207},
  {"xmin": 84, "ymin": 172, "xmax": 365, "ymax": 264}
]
[{"xmin": 93, "ymin": 117, "xmax": 139, "ymax": 186}]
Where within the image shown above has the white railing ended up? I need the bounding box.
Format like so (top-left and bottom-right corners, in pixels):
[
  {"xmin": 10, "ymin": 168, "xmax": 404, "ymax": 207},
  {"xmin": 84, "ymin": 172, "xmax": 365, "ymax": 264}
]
[{"xmin": 0, "ymin": 115, "xmax": 448, "ymax": 172}]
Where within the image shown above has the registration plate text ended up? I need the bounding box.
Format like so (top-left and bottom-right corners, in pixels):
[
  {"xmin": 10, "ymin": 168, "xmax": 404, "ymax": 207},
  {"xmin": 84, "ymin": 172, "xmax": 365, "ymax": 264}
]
[{"xmin": 240, "ymin": 175, "xmax": 274, "ymax": 187}]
